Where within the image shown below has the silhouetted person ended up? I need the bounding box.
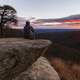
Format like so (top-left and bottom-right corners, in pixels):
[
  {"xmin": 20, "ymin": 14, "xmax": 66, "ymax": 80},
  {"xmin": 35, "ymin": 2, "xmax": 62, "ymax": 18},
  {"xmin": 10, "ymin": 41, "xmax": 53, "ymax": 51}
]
[{"xmin": 24, "ymin": 21, "xmax": 35, "ymax": 39}]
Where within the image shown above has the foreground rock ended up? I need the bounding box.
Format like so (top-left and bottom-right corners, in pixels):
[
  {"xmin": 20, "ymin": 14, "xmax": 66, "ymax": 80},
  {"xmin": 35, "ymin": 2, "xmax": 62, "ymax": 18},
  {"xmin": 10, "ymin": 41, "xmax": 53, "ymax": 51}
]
[
  {"xmin": 13, "ymin": 57, "xmax": 60, "ymax": 80},
  {"xmin": 0, "ymin": 38, "xmax": 51, "ymax": 80}
]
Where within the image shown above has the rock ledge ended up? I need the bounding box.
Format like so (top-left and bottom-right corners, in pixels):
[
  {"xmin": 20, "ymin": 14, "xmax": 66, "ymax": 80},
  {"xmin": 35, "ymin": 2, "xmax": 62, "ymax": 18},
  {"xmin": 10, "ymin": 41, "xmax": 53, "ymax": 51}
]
[{"xmin": 0, "ymin": 38, "xmax": 52, "ymax": 80}]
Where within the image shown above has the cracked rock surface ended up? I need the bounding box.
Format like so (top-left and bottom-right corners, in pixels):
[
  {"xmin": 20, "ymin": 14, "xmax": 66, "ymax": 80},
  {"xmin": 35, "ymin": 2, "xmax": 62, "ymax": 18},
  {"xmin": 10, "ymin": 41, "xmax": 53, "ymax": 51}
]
[{"xmin": 0, "ymin": 38, "xmax": 51, "ymax": 80}]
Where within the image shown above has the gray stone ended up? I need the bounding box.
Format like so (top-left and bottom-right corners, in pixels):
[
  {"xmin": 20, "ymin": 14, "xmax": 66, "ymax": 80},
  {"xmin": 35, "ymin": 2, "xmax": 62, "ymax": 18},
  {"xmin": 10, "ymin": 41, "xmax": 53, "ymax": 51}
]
[
  {"xmin": 13, "ymin": 57, "xmax": 60, "ymax": 80},
  {"xmin": 0, "ymin": 38, "xmax": 51, "ymax": 80}
]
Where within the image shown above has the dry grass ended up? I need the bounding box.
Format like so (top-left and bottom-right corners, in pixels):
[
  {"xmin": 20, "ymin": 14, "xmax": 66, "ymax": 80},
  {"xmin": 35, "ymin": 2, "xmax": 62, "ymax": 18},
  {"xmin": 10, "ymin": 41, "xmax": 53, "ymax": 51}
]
[{"xmin": 49, "ymin": 58, "xmax": 80, "ymax": 80}]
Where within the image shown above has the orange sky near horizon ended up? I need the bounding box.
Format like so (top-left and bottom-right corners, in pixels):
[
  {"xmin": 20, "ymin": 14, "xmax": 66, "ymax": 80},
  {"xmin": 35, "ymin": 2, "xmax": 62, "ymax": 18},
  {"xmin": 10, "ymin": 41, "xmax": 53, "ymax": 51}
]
[{"xmin": 64, "ymin": 24, "xmax": 80, "ymax": 29}]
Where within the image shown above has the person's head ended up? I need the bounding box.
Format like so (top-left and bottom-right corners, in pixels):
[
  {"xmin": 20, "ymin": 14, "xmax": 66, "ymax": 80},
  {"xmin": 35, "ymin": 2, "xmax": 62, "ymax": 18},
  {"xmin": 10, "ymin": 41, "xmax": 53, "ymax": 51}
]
[{"xmin": 26, "ymin": 21, "xmax": 30, "ymax": 26}]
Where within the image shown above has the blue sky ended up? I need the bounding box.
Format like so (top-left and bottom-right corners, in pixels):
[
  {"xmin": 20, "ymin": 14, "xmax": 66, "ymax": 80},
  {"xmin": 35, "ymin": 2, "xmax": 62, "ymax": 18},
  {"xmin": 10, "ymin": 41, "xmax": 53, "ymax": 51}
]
[{"xmin": 0, "ymin": 0, "xmax": 80, "ymax": 18}]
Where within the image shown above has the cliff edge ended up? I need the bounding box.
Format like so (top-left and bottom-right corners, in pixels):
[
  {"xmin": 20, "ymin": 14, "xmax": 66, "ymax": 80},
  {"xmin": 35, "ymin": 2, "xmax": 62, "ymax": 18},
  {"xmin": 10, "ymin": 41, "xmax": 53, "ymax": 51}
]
[{"xmin": 0, "ymin": 38, "xmax": 51, "ymax": 80}]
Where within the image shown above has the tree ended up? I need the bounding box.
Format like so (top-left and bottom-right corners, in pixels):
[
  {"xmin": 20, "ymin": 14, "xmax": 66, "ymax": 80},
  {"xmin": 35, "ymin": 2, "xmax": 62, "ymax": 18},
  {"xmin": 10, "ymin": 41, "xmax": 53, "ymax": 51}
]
[{"xmin": 0, "ymin": 5, "xmax": 17, "ymax": 37}]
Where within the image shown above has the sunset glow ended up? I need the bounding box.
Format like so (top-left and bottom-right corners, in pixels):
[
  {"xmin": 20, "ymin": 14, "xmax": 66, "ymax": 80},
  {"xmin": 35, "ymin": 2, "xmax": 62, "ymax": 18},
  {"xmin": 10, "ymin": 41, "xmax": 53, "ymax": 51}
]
[{"xmin": 1, "ymin": 0, "xmax": 80, "ymax": 29}]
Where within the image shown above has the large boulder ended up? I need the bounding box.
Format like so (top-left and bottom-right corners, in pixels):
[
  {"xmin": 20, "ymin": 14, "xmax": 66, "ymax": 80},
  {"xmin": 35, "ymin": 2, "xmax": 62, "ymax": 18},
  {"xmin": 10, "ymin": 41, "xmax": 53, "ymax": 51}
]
[
  {"xmin": 13, "ymin": 57, "xmax": 60, "ymax": 80},
  {"xmin": 0, "ymin": 38, "xmax": 51, "ymax": 80}
]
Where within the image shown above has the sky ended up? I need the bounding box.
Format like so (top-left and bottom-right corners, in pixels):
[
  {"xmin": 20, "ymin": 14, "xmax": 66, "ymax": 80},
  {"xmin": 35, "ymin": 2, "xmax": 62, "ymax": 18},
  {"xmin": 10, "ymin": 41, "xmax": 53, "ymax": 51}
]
[{"xmin": 0, "ymin": 0, "xmax": 80, "ymax": 19}]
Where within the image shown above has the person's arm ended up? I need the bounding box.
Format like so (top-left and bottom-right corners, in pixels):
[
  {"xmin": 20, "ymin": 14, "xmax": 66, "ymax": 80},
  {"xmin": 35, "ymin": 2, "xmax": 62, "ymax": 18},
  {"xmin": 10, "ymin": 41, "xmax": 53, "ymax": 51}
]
[{"xmin": 30, "ymin": 26, "xmax": 35, "ymax": 32}]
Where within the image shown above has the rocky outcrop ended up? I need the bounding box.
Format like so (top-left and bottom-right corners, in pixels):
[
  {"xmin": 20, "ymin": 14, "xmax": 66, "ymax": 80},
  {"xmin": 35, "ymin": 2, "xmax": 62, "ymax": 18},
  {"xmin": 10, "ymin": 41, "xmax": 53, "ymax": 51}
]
[
  {"xmin": 13, "ymin": 56, "xmax": 60, "ymax": 80},
  {"xmin": 0, "ymin": 38, "xmax": 51, "ymax": 80}
]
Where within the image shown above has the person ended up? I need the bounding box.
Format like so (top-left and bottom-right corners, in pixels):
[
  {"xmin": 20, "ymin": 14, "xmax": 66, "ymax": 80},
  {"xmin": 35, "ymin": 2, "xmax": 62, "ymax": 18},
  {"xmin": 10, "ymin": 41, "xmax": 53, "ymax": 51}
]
[{"xmin": 24, "ymin": 21, "xmax": 35, "ymax": 39}]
